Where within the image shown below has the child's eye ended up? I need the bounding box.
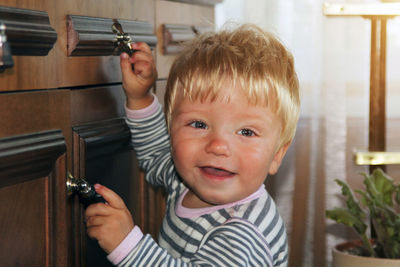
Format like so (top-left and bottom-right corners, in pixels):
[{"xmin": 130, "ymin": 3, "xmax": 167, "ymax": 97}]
[
  {"xmin": 189, "ymin": 120, "xmax": 207, "ymax": 129},
  {"xmin": 238, "ymin": 128, "xmax": 255, "ymax": 137}
]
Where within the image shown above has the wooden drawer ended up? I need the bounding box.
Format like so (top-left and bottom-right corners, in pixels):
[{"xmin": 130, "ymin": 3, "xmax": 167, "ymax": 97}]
[
  {"xmin": 155, "ymin": 0, "xmax": 214, "ymax": 78},
  {"xmin": 0, "ymin": 0, "xmax": 155, "ymax": 91}
]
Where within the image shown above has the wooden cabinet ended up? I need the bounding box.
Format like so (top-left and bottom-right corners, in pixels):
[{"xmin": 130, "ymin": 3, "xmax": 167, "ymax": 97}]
[
  {"xmin": 0, "ymin": 91, "xmax": 70, "ymax": 266},
  {"xmin": 0, "ymin": 1, "xmax": 215, "ymax": 266}
]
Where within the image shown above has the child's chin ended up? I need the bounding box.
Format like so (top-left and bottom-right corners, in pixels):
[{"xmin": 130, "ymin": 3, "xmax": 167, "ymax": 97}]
[{"xmin": 200, "ymin": 192, "xmax": 237, "ymax": 206}]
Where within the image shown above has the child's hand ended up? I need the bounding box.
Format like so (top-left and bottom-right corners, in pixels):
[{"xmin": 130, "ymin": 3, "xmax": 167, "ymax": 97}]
[
  {"xmin": 85, "ymin": 184, "xmax": 134, "ymax": 254},
  {"xmin": 120, "ymin": 42, "xmax": 157, "ymax": 110}
]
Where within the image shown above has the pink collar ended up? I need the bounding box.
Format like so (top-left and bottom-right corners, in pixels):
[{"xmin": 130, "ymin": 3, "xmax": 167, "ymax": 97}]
[{"xmin": 175, "ymin": 185, "xmax": 267, "ymax": 218}]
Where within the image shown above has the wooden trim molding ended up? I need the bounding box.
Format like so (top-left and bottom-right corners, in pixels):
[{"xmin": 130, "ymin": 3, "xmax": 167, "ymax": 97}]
[
  {"xmin": 162, "ymin": 24, "xmax": 213, "ymax": 55},
  {"xmin": 73, "ymin": 117, "xmax": 166, "ymax": 242},
  {"xmin": 0, "ymin": 6, "xmax": 57, "ymax": 56},
  {"xmin": 72, "ymin": 118, "xmax": 131, "ymax": 161},
  {"xmin": 67, "ymin": 15, "xmax": 158, "ymax": 56},
  {"xmin": 166, "ymin": 0, "xmax": 223, "ymax": 6},
  {"xmin": 0, "ymin": 130, "xmax": 66, "ymax": 188},
  {"xmin": 162, "ymin": 24, "xmax": 195, "ymax": 54}
]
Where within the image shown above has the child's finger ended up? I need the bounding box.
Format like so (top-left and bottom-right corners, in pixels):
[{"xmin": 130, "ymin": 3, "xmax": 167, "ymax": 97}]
[
  {"xmin": 86, "ymin": 215, "xmax": 106, "ymax": 228},
  {"xmin": 133, "ymin": 61, "xmax": 155, "ymax": 79},
  {"xmin": 94, "ymin": 184, "xmax": 127, "ymax": 210},
  {"xmin": 120, "ymin": 53, "xmax": 135, "ymax": 80},
  {"xmin": 85, "ymin": 203, "xmax": 111, "ymax": 219},
  {"xmin": 131, "ymin": 42, "xmax": 152, "ymax": 54},
  {"xmin": 86, "ymin": 224, "xmax": 102, "ymax": 240},
  {"xmin": 131, "ymin": 50, "xmax": 154, "ymax": 64}
]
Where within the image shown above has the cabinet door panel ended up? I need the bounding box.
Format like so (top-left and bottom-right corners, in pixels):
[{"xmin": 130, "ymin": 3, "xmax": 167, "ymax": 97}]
[
  {"xmin": 72, "ymin": 118, "xmax": 153, "ymax": 267},
  {"xmin": 0, "ymin": 178, "xmax": 49, "ymax": 266},
  {"xmin": 0, "ymin": 130, "xmax": 68, "ymax": 267},
  {"xmin": 0, "ymin": 89, "xmax": 71, "ymax": 265},
  {"xmin": 70, "ymin": 84, "xmax": 165, "ymax": 265}
]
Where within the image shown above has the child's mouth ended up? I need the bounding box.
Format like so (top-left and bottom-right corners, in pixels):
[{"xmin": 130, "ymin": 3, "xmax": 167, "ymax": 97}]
[{"xmin": 200, "ymin": 166, "xmax": 235, "ymax": 178}]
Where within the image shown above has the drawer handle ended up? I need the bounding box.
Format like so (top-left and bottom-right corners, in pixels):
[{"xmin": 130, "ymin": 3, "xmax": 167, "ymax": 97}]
[
  {"xmin": 162, "ymin": 24, "xmax": 213, "ymax": 55},
  {"xmin": 0, "ymin": 6, "xmax": 57, "ymax": 56},
  {"xmin": 0, "ymin": 24, "xmax": 13, "ymax": 72},
  {"xmin": 67, "ymin": 172, "xmax": 105, "ymax": 207},
  {"xmin": 112, "ymin": 20, "xmax": 134, "ymax": 56},
  {"xmin": 67, "ymin": 15, "xmax": 157, "ymax": 56}
]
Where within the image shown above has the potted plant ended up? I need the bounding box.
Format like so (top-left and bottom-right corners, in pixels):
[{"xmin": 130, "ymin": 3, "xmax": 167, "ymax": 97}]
[{"xmin": 326, "ymin": 168, "xmax": 400, "ymax": 266}]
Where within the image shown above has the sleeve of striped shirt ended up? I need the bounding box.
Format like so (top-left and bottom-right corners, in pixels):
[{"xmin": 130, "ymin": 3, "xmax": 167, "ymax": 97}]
[
  {"xmin": 117, "ymin": 221, "xmax": 278, "ymax": 267},
  {"xmin": 125, "ymin": 100, "xmax": 175, "ymax": 189}
]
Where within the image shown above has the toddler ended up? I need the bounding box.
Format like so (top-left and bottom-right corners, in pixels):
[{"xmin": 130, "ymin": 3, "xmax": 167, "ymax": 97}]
[{"xmin": 85, "ymin": 23, "xmax": 300, "ymax": 266}]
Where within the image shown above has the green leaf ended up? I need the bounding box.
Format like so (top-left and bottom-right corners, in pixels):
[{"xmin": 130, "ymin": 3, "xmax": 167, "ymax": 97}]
[
  {"xmin": 355, "ymin": 189, "xmax": 371, "ymax": 207},
  {"xmin": 362, "ymin": 172, "xmax": 380, "ymax": 202},
  {"xmin": 335, "ymin": 179, "xmax": 366, "ymax": 219},
  {"xmin": 372, "ymin": 206, "xmax": 400, "ymax": 258},
  {"xmin": 326, "ymin": 208, "xmax": 367, "ymax": 235},
  {"xmin": 395, "ymin": 186, "xmax": 400, "ymax": 205},
  {"xmin": 370, "ymin": 168, "xmax": 396, "ymax": 206}
]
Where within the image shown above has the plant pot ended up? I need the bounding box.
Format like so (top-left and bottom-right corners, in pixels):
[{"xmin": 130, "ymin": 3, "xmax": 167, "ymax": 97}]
[{"xmin": 332, "ymin": 240, "xmax": 400, "ymax": 267}]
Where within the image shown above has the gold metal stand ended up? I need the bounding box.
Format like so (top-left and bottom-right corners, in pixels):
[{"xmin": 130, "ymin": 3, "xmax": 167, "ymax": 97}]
[{"xmin": 324, "ymin": 2, "xmax": 400, "ymax": 172}]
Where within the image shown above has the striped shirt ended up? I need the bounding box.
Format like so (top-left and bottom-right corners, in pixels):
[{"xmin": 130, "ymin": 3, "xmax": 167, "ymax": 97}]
[{"xmin": 120, "ymin": 100, "xmax": 288, "ymax": 266}]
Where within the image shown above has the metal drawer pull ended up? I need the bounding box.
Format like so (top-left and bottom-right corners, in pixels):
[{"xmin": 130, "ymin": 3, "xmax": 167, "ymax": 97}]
[
  {"xmin": 0, "ymin": 6, "xmax": 57, "ymax": 56},
  {"xmin": 66, "ymin": 172, "xmax": 105, "ymax": 206},
  {"xmin": 161, "ymin": 24, "xmax": 213, "ymax": 55},
  {"xmin": 0, "ymin": 24, "xmax": 14, "ymax": 72},
  {"xmin": 112, "ymin": 20, "xmax": 134, "ymax": 56},
  {"xmin": 67, "ymin": 15, "xmax": 157, "ymax": 56},
  {"xmin": 355, "ymin": 151, "xmax": 400, "ymax": 165}
]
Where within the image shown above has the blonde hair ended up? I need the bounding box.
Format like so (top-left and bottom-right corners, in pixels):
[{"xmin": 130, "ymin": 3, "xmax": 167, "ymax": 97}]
[{"xmin": 164, "ymin": 23, "xmax": 300, "ymax": 149}]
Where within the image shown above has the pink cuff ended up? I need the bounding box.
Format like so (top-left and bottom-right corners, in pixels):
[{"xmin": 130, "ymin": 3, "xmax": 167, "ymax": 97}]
[
  {"xmin": 125, "ymin": 94, "xmax": 160, "ymax": 119},
  {"xmin": 107, "ymin": 226, "xmax": 144, "ymax": 265}
]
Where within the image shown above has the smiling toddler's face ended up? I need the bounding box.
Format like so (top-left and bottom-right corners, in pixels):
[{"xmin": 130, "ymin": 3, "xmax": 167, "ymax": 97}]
[{"xmin": 169, "ymin": 84, "xmax": 289, "ymax": 208}]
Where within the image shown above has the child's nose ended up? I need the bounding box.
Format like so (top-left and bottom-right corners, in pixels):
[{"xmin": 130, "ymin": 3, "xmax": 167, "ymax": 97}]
[{"xmin": 205, "ymin": 134, "xmax": 231, "ymax": 157}]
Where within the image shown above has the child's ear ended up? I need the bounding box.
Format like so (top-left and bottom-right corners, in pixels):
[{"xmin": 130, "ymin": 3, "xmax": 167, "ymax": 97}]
[{"xmin": 268, "ymin": 141, "xmax": 291, "ymax": 175}]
